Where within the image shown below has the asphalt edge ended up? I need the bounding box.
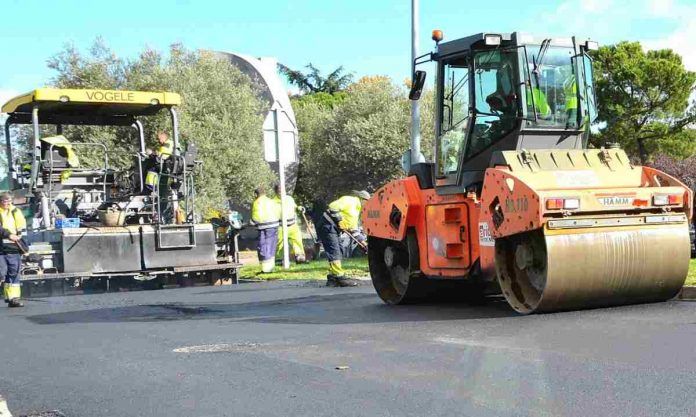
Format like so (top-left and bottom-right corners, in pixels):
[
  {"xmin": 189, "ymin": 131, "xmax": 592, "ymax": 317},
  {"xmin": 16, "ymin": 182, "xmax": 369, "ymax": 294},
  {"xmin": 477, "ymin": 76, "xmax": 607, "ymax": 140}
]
[{"xmin": 678, "ymin": 286, "xmax": 696, "ymax": 300}]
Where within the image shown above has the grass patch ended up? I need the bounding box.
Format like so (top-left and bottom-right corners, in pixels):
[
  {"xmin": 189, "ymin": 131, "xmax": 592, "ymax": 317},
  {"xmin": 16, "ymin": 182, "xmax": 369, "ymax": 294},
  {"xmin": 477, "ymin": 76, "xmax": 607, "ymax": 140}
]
[
  {"xmin": 686, "ymin": 259, "xmax": 696, "ymax": 287},
  {"xmin": 240, "ymin": 256, "xmax": 369, "ymax": 281},
  {"xmin": 240, "ymin": 254, "xmax": 696, "ymax": 285}
]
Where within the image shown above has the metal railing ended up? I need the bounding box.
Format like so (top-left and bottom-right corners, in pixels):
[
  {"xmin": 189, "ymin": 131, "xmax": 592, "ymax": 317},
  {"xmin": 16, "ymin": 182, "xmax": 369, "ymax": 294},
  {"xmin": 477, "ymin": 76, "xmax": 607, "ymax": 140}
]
[{"xmin": 47, "ymin": 142, "xmax": 109, "ymax": 226}]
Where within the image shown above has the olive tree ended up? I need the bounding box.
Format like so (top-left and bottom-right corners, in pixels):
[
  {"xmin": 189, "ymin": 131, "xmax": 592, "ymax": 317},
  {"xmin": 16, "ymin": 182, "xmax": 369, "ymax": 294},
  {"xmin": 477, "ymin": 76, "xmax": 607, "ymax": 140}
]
[
  {"xmin": 46, "ymin": 40, "xmax": 275, "ymax": 211},
  {"xmin": 293, "ymin": 76, "xmax": 435, "ymax": 205}
]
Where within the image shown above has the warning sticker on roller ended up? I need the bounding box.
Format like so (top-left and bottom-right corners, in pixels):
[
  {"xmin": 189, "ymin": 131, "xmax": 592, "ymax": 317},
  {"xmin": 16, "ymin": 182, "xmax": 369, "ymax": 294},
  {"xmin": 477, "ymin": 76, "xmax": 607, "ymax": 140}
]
[{"xmin": 478, "ymin": 222, "xmax": 495, "ymax": 247}]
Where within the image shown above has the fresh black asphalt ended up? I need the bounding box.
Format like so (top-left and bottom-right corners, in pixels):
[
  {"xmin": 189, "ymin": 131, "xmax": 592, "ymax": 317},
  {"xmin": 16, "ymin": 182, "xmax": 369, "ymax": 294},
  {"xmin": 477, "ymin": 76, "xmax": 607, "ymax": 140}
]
[{"xmin": 1, "ymin": 280, "xmax": 695, "ymax": 417}]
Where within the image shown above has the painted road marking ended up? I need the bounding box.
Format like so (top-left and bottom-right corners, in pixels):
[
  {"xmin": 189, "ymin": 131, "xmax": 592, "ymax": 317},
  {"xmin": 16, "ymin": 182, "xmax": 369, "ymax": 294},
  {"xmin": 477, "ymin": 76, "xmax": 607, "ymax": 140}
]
[{"xmin": 173, "ymin": 343, "xmax": 262, "ymax": 353}]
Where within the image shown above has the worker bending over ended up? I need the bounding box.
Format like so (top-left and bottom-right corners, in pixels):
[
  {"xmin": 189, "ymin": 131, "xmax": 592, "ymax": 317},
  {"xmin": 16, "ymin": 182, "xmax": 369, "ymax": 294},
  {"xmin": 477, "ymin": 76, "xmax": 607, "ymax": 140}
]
[
  {"xmin": 0, "ymin": 193, "xmax": 26, "ymax": 308},
  {"xmin": 250, "ymin": 187, "xmax": 281, "ymax": 273},
  {"xmin": 273, "ymin": 184, "xmax": 306, "ymax": 263},
  {"xmin": 317, "ymin": 190, "xmax": 370, "ymax": 287}
]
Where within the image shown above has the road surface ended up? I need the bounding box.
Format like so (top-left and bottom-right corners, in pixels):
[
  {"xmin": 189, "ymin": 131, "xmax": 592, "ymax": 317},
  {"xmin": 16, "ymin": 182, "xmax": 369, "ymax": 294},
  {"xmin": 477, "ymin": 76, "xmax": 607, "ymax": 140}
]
[{"xmin": 1, "ymin": 280, "xmax": 694, "ymax": 417}]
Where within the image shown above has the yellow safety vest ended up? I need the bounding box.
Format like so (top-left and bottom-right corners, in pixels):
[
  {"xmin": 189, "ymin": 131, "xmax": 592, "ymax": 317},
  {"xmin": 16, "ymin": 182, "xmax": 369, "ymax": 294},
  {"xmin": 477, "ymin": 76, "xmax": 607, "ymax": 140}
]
[
  {"xmin": 564, "ymin": 78, "xmax": 578, "ymax": 111},
  {"xmin": 273, "ymin": 195, "xmax": 297, "ymax": 225},
  {"xmin": 526, "ymin": 87, "xmax": 551, "ymax": 117},
  {"xmin": 0, "ymin": 205, "xmax": 26, "ymax": 253},
  {"xmin": 145, "ymin": 141, "xmax": 173, "ymax": 188},
  {"xmin": 328, "ymin": 196, "xmax": 362, "ymax": 231},
  {"xmin": 0, "ymin": 205, "xmax": 26, "ymax": 235},
  {"xmin": 158, "ymin": 139, "xmax": 174, "ymax": 159},
  {"xmin": 204, "ymin": 208, "xmax": 223, "ymax": 222},
  {"xmin": 145, "ymin": 170, "xmax": 159, "ymax": 187},
  {"xmin": 41, "ymin": 135, "xmax": 80, "ymax": 167},
  {"xmin": 42, "ymin": 135, "xmax": 81, "ymax": 183},
  {"xmin": 251, "ymin": 195, "xmax": 281, "ymax": 230}
]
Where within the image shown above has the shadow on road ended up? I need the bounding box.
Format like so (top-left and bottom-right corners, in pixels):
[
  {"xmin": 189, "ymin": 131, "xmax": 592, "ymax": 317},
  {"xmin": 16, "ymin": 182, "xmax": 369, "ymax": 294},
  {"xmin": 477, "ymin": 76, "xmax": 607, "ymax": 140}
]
[{"xmin": 26, "ymin": 293, "xmax": 517, "ymax": 325}]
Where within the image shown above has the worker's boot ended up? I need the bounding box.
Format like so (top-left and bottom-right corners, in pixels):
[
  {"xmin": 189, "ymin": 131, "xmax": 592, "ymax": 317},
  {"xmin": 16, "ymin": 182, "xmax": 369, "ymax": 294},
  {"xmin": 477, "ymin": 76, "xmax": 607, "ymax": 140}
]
[
  {"xmin": 326, "ymin": 274, "xmax": 340, "ymax": 287},
  {"xmin": 295, "ymin": 255, "xmax": 307, "ymax": 264},
  {"xmin": 8, "ymin": 298, "xmax": 23, "ymax": 308},
  {"xmin": 334, "ymin": 276, "xmax": 360, "ymax": 287}
]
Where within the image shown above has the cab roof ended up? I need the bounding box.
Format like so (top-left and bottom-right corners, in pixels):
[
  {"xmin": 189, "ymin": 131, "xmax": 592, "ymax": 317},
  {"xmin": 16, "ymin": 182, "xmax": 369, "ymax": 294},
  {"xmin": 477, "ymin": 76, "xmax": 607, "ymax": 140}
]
[
  {"xmin": 2, "ymin": 88, "xmax": 181, "ymax": 126},
  {"xmin": 435, "ymin": 32, "xmax": 577, "ymax": 59}
]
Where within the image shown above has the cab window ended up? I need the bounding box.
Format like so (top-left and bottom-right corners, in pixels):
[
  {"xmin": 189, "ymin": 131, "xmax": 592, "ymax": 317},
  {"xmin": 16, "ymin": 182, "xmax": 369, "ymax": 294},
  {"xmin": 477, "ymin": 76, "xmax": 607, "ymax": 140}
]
[
  {"xmin": 467, "ymin": 49, "xmax": 519, "ymax": 158},
  {"xmin": 524, "ymin": 45, "xmax": 580, "ymax": 128},
  {"xmin": 436, "ymin": 57, "xmax": 470, "ymax": 177}
]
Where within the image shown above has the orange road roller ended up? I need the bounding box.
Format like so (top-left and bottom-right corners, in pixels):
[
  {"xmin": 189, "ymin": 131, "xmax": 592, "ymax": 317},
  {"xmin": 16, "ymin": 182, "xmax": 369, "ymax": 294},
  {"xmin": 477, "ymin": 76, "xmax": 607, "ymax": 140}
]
[{"xmin": 362, "ymin": 32, "xmax": 693, "ymax": 313}]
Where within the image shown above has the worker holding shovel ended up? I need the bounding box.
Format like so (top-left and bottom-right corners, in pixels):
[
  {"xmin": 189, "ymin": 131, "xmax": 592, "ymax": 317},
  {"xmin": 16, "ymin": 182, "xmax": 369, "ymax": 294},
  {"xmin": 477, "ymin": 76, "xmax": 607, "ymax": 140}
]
[
  {"xmin": 317, "ymin": 190, "xmax": 370, "ymax": 287},
  {"xmin": 273, "ymin": 184, "xmax": 306, "ymax": 264}
]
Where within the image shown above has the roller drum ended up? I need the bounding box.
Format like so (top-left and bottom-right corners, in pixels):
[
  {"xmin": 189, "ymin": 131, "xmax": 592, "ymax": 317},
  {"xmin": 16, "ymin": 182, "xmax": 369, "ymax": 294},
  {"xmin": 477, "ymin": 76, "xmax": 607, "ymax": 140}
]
[{"xmin": 496, "ymin": 224, "xmax": 690, "ymax": 314}]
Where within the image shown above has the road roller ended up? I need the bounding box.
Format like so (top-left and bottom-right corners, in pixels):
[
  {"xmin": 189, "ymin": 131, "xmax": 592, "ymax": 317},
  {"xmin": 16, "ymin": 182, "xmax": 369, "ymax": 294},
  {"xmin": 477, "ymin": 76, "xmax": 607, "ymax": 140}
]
[{"xmin": 362, "ymin": 32, "xmax": 693, "ymax": 313}]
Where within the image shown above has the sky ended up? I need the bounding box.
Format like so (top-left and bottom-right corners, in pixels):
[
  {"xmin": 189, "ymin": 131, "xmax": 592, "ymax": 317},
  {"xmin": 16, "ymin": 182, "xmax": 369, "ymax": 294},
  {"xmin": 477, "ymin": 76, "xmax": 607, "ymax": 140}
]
[{"xmin": 1, "ymin": 0, "xmax": 694, "ymax": 105}]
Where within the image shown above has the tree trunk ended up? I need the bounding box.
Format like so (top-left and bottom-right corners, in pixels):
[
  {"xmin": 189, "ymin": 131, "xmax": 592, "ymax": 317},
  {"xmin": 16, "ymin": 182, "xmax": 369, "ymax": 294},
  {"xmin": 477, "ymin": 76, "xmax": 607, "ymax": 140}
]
[{"xmin": 636, "ymin": 137, "xmax": 648, "ymax": 165}]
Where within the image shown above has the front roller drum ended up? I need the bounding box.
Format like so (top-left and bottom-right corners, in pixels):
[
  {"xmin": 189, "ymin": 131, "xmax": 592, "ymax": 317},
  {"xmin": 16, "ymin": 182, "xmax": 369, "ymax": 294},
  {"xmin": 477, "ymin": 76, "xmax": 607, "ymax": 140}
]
[{"xmin": 495, "ymin": 224, "xmax": 691, "ymax": 314}]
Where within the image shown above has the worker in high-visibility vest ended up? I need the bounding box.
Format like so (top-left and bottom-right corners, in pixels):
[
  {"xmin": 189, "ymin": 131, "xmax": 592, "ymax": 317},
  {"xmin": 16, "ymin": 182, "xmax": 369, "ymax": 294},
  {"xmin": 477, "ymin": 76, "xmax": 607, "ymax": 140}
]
[
  {"xmin": 250, "ymin": 187, "xmax": 281, "ymax": 273},
  {"xmin": 0, "ymin": 192, "xmax": 26, "ymax": 308},
  {"xmin": 526, "ymin": 86, "xmax": 551, "ymax": 119},
  {"xmin": 317, "ymin": 190, "xmax": 370, "ymax": 287},
  {"xmin": 564, "ymin": 76, "xmax": 578, "ymax": 128},
  {"xmin": 144, "ymin": 131, "xmax": 176, "ymax": 222},
  {"xmin": 144, "ymin": 131, "xmax": 174, "ymax": 192},
  {"xmin": 273, "ymin": 184, "xmax": 306, "ymax": 263},
  {"xmin": 156, "ymin": 130, "xmax": 174, "ymax": 158}
]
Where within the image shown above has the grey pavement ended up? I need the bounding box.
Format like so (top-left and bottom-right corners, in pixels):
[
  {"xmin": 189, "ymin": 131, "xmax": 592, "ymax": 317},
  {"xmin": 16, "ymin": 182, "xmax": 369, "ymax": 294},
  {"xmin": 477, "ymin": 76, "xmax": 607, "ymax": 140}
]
[{"xmin": 0, "ymin": 280, "xmax": 695, "ymax": 417}]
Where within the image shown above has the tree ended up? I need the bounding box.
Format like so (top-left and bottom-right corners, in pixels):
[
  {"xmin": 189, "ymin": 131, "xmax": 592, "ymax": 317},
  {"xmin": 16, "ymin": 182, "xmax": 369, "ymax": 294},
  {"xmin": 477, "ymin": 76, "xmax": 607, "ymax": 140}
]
[
  {"xmin": 656, "ymin": 128, "xmax": 696, "ymax": 160},
  {"xmin": 591, "ymin": 42, "xmax": 696, "ymax": 163},
  {"xmin": 278, "ymin": 63, "xmax": 353, "ymax": 94},
  {"xmin": 46, "ymin": 40, "xmax": 276, "ymax": 211},
  {"xmin": 293, "ymin": 76, "xmax": 435, "ymax": 205},
  {"xmin": 291, "ymin": 92, "xmax": 346, "ymax": 205}
]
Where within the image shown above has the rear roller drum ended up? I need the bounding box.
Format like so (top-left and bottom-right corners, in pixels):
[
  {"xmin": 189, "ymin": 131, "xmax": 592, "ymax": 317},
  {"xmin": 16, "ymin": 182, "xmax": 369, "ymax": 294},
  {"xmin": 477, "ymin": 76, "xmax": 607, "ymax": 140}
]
[
  {"xmin": 368, "ymin": 232, "xmax": 425, "ymax": 304},
  {"xmin": 369, "ymin": 232, "xmax": 488, "ymax": 304}
]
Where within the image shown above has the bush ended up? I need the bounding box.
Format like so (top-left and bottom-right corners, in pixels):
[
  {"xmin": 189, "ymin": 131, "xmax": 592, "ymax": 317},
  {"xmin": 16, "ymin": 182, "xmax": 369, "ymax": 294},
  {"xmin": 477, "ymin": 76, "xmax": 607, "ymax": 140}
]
[
  {"xmin": 649, "ymin": 153, "xmax": 696, "ymax": 191},
  {"xmin": 649, "ymin": 153, "xmax": 696, "ymax": 225}
]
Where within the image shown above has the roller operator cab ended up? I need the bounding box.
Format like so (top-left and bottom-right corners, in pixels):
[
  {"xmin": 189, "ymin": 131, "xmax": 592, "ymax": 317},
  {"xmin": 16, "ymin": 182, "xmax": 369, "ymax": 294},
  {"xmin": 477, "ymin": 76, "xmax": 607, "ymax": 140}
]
[
  {"xmin": 1, "ymin": 88, "xmax": 241, "ymax": 292},
  {"xmin": 362, "ymin": 32, "xmax": 693, "ymax": 313}
]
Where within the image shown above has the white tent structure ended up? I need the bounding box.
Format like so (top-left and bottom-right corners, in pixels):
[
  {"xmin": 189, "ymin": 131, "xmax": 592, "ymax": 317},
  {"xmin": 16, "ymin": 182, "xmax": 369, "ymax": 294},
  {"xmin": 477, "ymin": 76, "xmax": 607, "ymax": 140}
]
[
  {"xmin": 212, "ymin": 52, "xmax": 301, "ymax": 255},
  {"xmin": 212, "ymin": 52, "xmax": 300, "ymax": 191}
]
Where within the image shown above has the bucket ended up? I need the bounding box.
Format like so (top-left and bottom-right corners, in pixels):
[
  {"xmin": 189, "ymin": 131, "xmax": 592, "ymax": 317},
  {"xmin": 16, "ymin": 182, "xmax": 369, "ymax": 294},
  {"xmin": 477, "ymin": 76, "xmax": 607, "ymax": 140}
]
[{"xmin": 98, "ymin": 209, "xmax": 126, "ymax": 226}]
